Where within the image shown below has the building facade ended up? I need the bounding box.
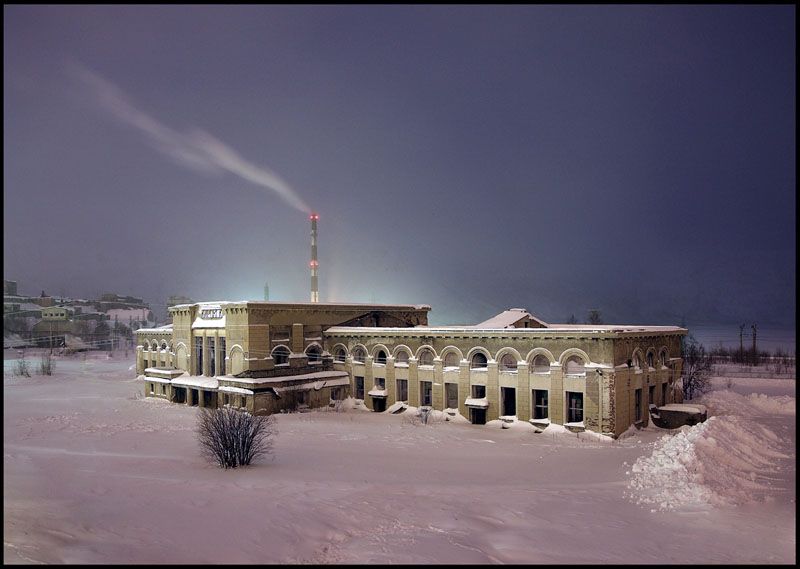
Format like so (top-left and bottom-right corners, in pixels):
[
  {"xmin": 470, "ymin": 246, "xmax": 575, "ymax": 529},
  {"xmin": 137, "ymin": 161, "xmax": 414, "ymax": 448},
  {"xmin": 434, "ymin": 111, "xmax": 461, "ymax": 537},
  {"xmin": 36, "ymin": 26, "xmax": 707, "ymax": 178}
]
[{"xmin": 136, "ymin": 302, "xmax": 686, "ymax": 438}]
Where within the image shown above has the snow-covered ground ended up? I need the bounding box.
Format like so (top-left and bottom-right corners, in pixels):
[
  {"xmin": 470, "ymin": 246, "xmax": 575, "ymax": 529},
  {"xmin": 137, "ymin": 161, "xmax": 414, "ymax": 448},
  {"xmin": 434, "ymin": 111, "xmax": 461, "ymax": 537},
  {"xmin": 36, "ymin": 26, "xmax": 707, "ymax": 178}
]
[{"xmin": 4, "ymin": 350, "xmax": 795, "ymax": 564}]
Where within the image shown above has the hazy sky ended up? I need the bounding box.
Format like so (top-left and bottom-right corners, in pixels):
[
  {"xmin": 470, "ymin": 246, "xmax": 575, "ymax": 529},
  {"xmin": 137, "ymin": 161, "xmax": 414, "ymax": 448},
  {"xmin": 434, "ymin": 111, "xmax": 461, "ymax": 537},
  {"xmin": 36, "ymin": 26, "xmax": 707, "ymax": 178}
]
[{"xmin": 3, "ymin": 5, "xmax": 795, "ymax": 329}]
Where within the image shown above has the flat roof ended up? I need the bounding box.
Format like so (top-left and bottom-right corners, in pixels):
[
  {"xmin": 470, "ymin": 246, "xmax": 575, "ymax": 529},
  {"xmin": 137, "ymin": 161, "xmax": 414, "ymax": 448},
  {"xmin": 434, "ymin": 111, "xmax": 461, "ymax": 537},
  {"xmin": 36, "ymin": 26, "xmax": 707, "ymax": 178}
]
[
  {"xmin": 326, "ymin": 325, "xmax": 687, "ymax": 336},
  {"xmin": 169, "ymin": 300, "xmax": 431, "ymax": 311}
]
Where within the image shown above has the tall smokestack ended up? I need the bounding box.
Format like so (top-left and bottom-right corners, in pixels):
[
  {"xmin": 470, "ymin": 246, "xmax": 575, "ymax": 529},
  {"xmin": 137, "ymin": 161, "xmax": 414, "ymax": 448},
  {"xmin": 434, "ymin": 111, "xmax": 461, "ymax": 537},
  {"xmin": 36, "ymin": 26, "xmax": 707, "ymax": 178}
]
[{"xmin": 310, "ymin": 214, "xmax": 319, "ymax": 302}]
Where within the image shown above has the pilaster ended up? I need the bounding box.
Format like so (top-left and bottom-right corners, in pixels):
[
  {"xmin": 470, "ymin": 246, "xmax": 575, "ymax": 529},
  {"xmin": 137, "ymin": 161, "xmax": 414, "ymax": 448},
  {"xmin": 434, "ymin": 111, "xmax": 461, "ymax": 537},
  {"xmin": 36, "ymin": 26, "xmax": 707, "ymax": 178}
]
[
  {"xmin": 517, "ymin": 362, "xmax": 530, "ymax": 420},
  {"xmin": 486, "ymin": 361, "xmax": 499, "ymax": 422}
]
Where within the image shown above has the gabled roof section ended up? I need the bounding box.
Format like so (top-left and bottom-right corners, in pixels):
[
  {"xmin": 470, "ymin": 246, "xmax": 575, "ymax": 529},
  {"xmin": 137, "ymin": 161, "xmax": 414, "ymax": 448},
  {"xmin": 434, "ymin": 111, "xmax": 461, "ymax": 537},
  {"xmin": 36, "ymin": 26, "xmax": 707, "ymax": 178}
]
[{"xmin": 472, "ymin": 308, "xmax": 548, "ymax": 329}]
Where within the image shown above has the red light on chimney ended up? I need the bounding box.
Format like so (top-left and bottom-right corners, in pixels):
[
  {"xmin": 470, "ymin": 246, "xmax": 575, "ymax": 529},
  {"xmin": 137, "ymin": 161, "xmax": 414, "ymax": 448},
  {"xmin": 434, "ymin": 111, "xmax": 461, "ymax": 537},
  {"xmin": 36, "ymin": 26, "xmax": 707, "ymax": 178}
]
[{"xmin": 310, "ymin": 214, "xmax": 319, "ymax": 220}]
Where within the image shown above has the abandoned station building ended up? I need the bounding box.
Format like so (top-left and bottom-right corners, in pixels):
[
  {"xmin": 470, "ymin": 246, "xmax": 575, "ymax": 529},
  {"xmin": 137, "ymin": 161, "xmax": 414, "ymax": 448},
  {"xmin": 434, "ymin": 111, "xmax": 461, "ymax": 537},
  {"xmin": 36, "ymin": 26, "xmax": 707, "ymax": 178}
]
[{"xmin": 136, "ymin": 301, "xmax": 686, "ymax": 438}]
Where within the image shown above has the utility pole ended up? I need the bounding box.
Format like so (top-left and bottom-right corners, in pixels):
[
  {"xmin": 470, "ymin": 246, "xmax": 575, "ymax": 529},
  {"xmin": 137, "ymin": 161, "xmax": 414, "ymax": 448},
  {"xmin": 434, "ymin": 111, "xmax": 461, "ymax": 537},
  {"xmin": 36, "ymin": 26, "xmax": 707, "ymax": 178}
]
[
  {"xmin": 739, "ymin": 324, "xmax": 745, "ymax": 354},
  {"xmin": 752, "ymin": 324, "xmax": 757, "ymax": 355}
]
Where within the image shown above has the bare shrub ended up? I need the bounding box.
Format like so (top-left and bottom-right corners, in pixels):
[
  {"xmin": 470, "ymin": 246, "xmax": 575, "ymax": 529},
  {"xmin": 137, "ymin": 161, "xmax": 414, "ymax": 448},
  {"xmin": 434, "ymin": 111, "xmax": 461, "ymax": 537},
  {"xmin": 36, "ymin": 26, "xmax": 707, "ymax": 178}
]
[
  {"xmin": 13, "ymin": 351, "xmax": 30, "ymax": 377},
  {"xmin": 197, "ymin": 406, "xmax": 275, "ymax": 469},
  {"xmin": 681, "ymin": 334, "xmax": 711, "ymax": 401},
  {"xmin": 38, "ymin": 352, "xmax": 55, "ymax": 376}
]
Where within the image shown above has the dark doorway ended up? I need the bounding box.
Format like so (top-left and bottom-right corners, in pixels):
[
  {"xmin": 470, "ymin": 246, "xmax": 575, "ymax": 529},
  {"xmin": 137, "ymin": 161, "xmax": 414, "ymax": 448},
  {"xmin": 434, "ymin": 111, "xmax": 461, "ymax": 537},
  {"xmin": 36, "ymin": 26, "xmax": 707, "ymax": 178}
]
[
  {"xmin": 172, "ymin": 387, "xmax": 186, "ymax": 404},
  {"xmin": 501, "ymin": 387, "xmax": 516, "ymax": 417},
  {"xmin": 372, "ymin": 397, "xmax": 387, "ymax": 412},
  {"xmin": 469, "ymin": 407, "xmax": 487, "ymax": 425},
  {"xmin": 190, "ymin": 389, "xmax": 199, "ymax": 406},
  {"xmin": 202, "ymin": 390, "xmax": 214, "ymax": 407}
]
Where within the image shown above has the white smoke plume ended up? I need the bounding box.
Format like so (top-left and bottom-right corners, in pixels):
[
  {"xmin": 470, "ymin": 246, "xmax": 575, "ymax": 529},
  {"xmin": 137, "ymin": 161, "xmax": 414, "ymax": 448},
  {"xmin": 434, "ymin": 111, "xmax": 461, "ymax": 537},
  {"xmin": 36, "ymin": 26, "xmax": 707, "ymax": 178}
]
[{"xmin": 68, "ymin": 61, "xmax": 311, "ymax": 214}]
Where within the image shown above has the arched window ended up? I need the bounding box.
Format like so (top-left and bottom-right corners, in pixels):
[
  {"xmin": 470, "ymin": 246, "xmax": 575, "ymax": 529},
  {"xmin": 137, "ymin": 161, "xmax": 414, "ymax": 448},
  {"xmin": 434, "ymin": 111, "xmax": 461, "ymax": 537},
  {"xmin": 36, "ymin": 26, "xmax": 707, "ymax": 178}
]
[
  {"xmin": 352, "ymin": 347, "xmax": 366, "ymax": 363},
  {"xmin": 632, "ymin": 353, "xmax": 641, "ymax": 370},
  {"xmin": 375, "ymin": 349, "xmax": 387, "ymax": 365},
  {"xmin": 500, "ymin": 354, "xmax": 517, "ymax": 372},
  {"xmin": 471, "ymin": 352, "xmax": 488, "ymax": 369},
  {"xmin": 444, "ymin": 352, "xmax": 459, "ymax": 367},
  {"xmin": 306, "ymin": 345, "xmax": 321, "ymax": 363},
  {"xmin": 532, "ymin": 354, "xmax": 550, "ymax": 373},
  {"xmin": 395, "ymin": 350, "xmax": 409, "ymax": 364},
  {"xmin": 660, "ymin": 349, "xmax": 667, "ymax": 366},
  {"xmin": 334, "ymin": 347, "xmax": 346, "ymax": 363},
  {"xmin": 565, "ymin": 355, "xmax": 585, "ymax": 376},
  {"xmin": 272, "ymin": 346, "xmax": 290, "ymax": 365},
  {"xmin": 418, "ymin": 349, "xmax": 434, "ymax": 366},
  {"xmin": 647, "ymin": 352, "xmax": 655, "ymax": 368}
]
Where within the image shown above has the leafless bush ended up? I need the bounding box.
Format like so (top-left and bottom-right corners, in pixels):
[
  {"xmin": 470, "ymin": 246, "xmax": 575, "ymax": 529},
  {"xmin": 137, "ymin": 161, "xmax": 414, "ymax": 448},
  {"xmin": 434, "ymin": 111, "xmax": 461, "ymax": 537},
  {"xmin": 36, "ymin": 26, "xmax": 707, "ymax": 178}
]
[
  {"xmin": 681, "ymin": 334, "xmax": 711, "ymax": 401},
  {"xmin": 13, "ymin": 351, "xmax": 30, "ymax": 377},
  {"xmin": 197, "ymin": 406, "xmax": 275, "ymax": 469},
  {"xmin": 38, "ymin": 352, "xmax": 55, "ymax": 376}
]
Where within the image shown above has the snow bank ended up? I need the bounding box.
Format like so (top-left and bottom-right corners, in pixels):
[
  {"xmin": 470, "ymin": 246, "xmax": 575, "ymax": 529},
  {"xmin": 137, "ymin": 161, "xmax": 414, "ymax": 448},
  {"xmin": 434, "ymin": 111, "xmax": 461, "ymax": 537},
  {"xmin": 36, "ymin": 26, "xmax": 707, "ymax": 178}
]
[
  {"xmin": 702, "ymin": 390, "xmax": 795, "ymax": 416},
  {"xmin": 627, "ymin": 415, "xmax": 793, "ymax": 511}
]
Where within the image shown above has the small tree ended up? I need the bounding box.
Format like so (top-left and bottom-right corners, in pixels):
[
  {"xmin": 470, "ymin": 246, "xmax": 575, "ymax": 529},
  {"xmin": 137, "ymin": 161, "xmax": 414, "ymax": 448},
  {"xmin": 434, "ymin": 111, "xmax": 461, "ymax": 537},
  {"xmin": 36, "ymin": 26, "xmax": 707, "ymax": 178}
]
[
  {"xmin": 197, "ymin": 407, "xmax": 275, "ymax": 469},
  {"xmin": 681, "ymin": 333, "xmax": 711, "ymax": 401},
  {"xmin": 14, "ymin": 350, "xmax": 30, "ymax": 377},
  {"xmin": 588, "ymin": 309, "xmax": 603, "ymax": 325},
  {"xmin": 38, "ymin": 351, "xmax": 55, "ymax": 376}
]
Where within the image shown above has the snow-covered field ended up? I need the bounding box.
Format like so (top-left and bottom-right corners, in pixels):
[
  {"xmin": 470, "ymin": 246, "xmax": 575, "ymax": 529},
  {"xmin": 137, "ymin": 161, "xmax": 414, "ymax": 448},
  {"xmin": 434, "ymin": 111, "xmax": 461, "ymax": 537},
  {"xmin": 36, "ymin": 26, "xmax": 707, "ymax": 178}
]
[{"xmin": 4, "ymin": 350, "xmax": 795, "ymax": 564}]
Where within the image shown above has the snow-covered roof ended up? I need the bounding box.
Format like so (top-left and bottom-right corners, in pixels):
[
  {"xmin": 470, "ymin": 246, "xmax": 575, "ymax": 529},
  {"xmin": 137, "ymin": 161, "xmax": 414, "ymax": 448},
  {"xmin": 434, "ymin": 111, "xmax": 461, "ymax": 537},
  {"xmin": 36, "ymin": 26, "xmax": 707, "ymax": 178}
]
[
  {"xmin": 223, "ymin": 370, "xmax": 350, "ymax": 387},
  {"xmin": 171, "ymin": 375, "xmax": 219, "ymax": 389},
  {"xmin": 327, "ymin": 324, "xmax": 687, "ymax": 336},
  {"xmin": 464, "ymin": 396, "xmax": 489, "ymax": 408},
  {"xmin": 472, "ymin": 308, "xmax": 548, "ymax": 329},
  {"xmin": 136, "ymin": 324, "xmax": 173, "ymax": 334}
]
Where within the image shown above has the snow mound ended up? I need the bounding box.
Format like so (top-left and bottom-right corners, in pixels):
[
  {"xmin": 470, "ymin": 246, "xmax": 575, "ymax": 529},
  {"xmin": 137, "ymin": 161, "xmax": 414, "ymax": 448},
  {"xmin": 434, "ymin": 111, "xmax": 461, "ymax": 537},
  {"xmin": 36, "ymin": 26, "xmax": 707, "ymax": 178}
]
[
  {"xmin": 702, "ymin": 390, "xmax": 795, "ymax": 416},
  {"xmin": 627, "ymin": 415, "xmax": 793, "ymax": 510},
  {"xmin": 334, "ymin": 397, "xmax": 369, "ymax": 412}
]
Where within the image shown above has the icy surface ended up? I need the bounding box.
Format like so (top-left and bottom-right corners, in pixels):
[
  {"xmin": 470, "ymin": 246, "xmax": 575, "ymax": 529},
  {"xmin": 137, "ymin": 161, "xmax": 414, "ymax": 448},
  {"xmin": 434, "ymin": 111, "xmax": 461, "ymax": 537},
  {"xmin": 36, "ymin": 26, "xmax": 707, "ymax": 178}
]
[{"xmin": 3, "ymin": 350, "xmax": 795, "ymax": 564}]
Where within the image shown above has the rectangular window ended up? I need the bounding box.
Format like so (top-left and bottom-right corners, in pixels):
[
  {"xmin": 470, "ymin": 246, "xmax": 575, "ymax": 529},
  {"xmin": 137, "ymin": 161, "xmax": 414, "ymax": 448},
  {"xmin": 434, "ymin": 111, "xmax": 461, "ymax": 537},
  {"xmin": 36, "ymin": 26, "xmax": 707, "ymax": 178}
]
[
  {"xmin": 240, "ymin": 395, "xmax": 247, "ymax": 408},
  {"xmin": 420, "ymin": 381, "xmax": 432, "ymax": 406},
  {"xmin": 355, "ymin": 376, "xmax": 364, "ymax": 399},
  {"xmin": 635, "ymin": 388, "xmax": 642, "ymax": 422},
  {"xmin": 567, "ymin": 392, "xmax": 583, "ymax": 423},
  {"xmin": 662, "ymin": 382, "xmax": 668, "ymax": 406},
  {"xmin": 161, "ymin": 384, "xmax": 166, "ymax": 395},
  {"xmin": 375, "ymin": 377, "xmax": 385, "ymax": 390},
  {"xmin": 648, "ymin": 385, "xmax": 655, "ymax": 405},
  {"xmin": 445, "ymin": 383, "xmax": 458, "ymax": 409},
  {"xmin": 224, "ymin": 393, "xmax": 229, "ymax": 406},
  {"xmin": 472, "ymin": 384, "xmax": 486, "ymax": 398},
  {"xmin": 195, "ymin": 336, "xmax": 203, "ymax": 376},
  {"xmin": 396, "ymin": 379, "xmax": 408, "ymax": 402},
  {"xmin": 149, "ymin": 382, "xmax": 154, "ymax": 394},
  {"xmin": 330, "ymin": 388, "xmax": 341, "ymax": 401},
  {"xmin": 208, "ymin": 337, "xmax": 216, "ymax": 377},
  {"xmin": 219, "ymin": 337, "xmax": 226, "ymax": 375},
  {"xmin": 533, "ymin": 389, "xmax": 548, "ymax": 420}
]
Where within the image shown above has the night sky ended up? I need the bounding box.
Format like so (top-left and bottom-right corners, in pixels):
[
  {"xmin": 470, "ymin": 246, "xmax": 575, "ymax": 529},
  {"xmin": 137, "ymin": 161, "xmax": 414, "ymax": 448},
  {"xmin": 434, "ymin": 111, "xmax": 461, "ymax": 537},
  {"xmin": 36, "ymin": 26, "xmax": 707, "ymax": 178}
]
[{"xmin": 4, "ymin": 5, "xmax": 796, "ymax": 332}]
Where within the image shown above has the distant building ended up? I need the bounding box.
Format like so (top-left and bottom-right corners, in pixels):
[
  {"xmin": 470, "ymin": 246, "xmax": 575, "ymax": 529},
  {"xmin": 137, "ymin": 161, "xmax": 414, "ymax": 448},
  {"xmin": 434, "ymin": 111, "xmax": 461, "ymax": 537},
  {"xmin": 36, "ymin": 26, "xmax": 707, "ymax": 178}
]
[
  {"xmin": 3, "ymin": 280, "xmax": 17, "ymax": 295},
  {"xmin": 33, "ymin": 306, "xmax": 73, "ymax": 348},
  {"xmin": 164, "ymin": 296, "xmax": 195, "ymax": 324},
  {"xmin": 136, "ymin": 301, "xmax": 686, "ymax": 438}
]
